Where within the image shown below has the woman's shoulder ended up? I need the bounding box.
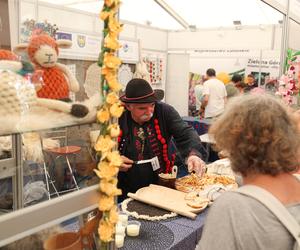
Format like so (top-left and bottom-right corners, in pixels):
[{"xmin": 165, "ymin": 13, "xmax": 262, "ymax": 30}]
[
  {"xmin": 211, "ymin": 190, "xmax": 265, "ymax": 213},
  {"xmin": 213, "ymin": 189, "xmax": 300, "ymax": 218},
  {"xmin": 214, "ymin": 190, "xmax": 249, "ymax": 204},
  {"xmin": 199, "ymin": 188, "xmax": 299, "ymax": 250}
]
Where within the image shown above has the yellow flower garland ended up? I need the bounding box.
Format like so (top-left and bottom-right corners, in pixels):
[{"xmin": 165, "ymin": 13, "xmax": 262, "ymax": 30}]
[
  {"xmin": 95, "ymin": 0, "xmax": 123, "ymax": 247},
  {"xmin": 94, "ymin": 161, "xmax": 119, "ymax": 180},
  {"xmin": 109, "ymin": 102, "xmax": 124, "ymax": 118},
  {"xmin": 98, "ymin": 220, "xmax": 114, "ymax": 242},
  {"xmin": 94, "ymin": 135, "xmax": 115, "ymax": 153},
  {"xmin": 106, "ymin": 92, "xmax": 119, "ymax": 105},
  {"xmin": 97, "ymin": 108, "xmax": 110, "ymax": 123},
  {"xmin": 107, "ymin": 124, "xmax": 120, "ymax": 137}
]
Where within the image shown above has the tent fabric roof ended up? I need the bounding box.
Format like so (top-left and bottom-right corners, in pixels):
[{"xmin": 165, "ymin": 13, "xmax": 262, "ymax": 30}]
[{"xmin": 39, "ymin": 0, "xmax": 283, "ymax": 30}]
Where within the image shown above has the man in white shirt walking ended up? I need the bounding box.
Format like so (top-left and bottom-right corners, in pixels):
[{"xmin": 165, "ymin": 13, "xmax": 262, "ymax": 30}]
[{"xmin": 202, "ymin": 68, "xmax": 227, "ymax": 119}]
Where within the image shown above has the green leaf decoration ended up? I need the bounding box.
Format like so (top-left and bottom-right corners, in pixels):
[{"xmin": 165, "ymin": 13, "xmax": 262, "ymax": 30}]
[{"xmin": 292, "ymin": 51, "xmax": 300, "ymax": 57}]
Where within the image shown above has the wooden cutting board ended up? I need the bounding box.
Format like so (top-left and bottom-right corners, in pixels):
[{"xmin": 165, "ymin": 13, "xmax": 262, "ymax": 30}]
[{"xmin": 127, "ymin": 184, "xmax": 207, "ymax": 219}]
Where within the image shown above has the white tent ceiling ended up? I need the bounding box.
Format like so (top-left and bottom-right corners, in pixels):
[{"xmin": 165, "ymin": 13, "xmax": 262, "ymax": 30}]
[{"xmin": 39, "ymin": 0, "xmax": 284, "ymax": 30}]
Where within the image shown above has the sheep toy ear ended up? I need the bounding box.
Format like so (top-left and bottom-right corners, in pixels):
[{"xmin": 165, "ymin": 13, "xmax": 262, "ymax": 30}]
[
  {"xmin": 56, "ymin": 39, "xmax": 72, "ymax": 49},
  {"xmin": 13, "ymin": 43, "xmax": 29, "ymax": 55}
]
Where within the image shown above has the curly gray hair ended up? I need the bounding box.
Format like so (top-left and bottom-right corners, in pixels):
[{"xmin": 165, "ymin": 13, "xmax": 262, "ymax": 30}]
[{"xmin": 209, "ymin": 94, "xmax": 300, "ymax": 177}]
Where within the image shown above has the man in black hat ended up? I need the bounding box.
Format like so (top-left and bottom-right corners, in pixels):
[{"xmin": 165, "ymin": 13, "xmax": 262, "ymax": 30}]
[{"xmin": 118, "ymin": 78, "xmax": 206, "ymax": 201}]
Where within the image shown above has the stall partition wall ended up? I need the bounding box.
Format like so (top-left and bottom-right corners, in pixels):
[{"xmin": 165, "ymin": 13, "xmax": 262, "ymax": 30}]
[
  {"xmin": 0, "ymin": 0, "xmax": 11, "ymax": 49},
  {"xmin": 168, "ymin": 26, "xmax": 281, "ymax": 50},
  {"xmin": 288, "ymin": 19, "xmax": 300, "ymax": 50},
  {"xmin": 1, "ymin": 0, "xmax": 18, "ymax": 49},
  {"xmin": 188, "ymin": 49, "xmax": 281, "ymax": 80},
  {"xmin": 167, "ymin": 25, "xmax": 283, "ymax": 74},
  {"xmin": 19, "ymin": 0, "xmax": 103, "ymax": 37},
  {"xmin": 165, "ymin": 53, "xmax": 190, "ymax": 116}
]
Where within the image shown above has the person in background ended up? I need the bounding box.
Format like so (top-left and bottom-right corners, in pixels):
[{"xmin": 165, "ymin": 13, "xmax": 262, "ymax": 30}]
[
  {"xmin": 265, "ymin": 78, "xmax": 278, "ymax": 92},
  {"xmin": 194, "ymin": 80, "xmax": 204, "ymax": 117},
  {"xmin": 244, "ymin": 73, "xmax": 258, "ymax": 92},
  {"xmin": 225, "ymin": 74, "xmax": 242, "ymax": 98},
  {"xmin": 201, "ymin": 68, "xmax": 227, "ymax": 119},
  {"xmin": 118, "ymin": 78, "xmax": 206, "ymax": 201},
  {"xmin": 196, "ymin": 94, "xmax": 300, "ymax": 250},
  {"xmin": 235, "ymin": 79, "xmax": 247, "ymax": 93},
  {"xmin": 188, "ymin": 73, "xmax": 197, "ymax": 116}
]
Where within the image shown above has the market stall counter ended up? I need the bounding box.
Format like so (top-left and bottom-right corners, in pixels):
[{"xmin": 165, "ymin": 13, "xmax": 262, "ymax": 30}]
[
  {"xmin": 118, "ymin": 161, "xmax": 238, "ymax": 249},
  {"xmin": 182, "ymin": 116, "xmax": 212, "ymax": 136}
]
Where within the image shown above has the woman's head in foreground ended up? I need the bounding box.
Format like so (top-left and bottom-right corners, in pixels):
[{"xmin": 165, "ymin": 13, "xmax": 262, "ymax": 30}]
[{"xmin": 209, "ymin": 94, "xmax": 300, "ymax": 177}]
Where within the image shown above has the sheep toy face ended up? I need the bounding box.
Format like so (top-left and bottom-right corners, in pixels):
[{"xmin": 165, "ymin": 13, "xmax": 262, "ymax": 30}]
[
  {"xmin": 26, "ymin": 34, "xmax": 60, "ymax": 67},
  {"xmin": 34, "ymin": 44, "xmax": 58, "ymax": 68}
]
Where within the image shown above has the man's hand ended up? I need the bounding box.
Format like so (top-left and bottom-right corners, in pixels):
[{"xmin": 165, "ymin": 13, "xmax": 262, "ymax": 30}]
[
  {"xmin": 187, "ymin": 155, "xmax": 206, "ymax": 177},
  {"xmin": 120, "ymin": 156, "xmax": 134, "ymax": 172}
]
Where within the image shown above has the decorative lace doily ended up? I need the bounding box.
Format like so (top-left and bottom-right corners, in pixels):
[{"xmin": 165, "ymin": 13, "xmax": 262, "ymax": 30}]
[
  {"xmin": 118, "ymin": 64, "xmax": 133, "ymax": 90},
  {"xmin": 83, "ymin": 63, "xmax": 101, "ymax": 98},
  {"xmin": 121, "ymin": 198, "xmax": 177, "ymax": 221}
]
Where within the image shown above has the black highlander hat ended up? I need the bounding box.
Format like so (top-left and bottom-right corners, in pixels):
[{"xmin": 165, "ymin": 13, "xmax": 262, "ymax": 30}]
[{"xmin": 120, "ymin": 78, "xmax": 164, "ymax": 103}]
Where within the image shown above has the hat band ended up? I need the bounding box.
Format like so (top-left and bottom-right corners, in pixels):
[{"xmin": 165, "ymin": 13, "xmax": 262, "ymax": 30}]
[{"xmin": 122, "ymin": 91, "xmax": 155, "ymax": 101}]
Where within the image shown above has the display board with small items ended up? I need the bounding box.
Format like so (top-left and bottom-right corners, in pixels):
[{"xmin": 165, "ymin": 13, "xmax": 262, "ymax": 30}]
[{"xmin": 142, "ymin": 52, "xmax": 165, "ymax": 85}]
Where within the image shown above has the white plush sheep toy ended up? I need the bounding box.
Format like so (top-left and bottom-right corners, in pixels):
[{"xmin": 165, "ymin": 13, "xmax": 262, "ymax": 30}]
[
  {"xmin": 0, "ymin": 48, "xmax": 87, "ymax": 118},
  {"xmin": 13, "ymin": 34, "xmax": 88, "ymax": 117},
  {"xmin": 133, "ymin": 60, "xmax": 150, "ymax": 83}
]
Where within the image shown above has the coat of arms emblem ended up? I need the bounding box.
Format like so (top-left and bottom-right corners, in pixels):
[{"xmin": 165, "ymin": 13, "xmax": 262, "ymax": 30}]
[{"xmin": 77, "ymin": 35, "xmax": 86, "ymax": 48}]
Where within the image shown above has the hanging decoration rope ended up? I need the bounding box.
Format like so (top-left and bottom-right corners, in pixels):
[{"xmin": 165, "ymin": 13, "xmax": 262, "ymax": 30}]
[{"xmin": 94, "ymin": 0, "xmax": 123, "ymax": 247}]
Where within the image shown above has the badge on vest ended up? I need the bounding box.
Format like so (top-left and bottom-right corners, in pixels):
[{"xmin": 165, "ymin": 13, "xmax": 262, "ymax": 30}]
[{"xmin": 134, "ymin": 156, "xmax": 160, "ymax": 171}]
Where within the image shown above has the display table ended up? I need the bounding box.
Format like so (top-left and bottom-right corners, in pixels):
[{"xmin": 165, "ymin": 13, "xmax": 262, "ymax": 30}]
[
  {"xmin": 121, "ymin": 209, "xmax": 208, "ymax": 250},
  {"xmin": 182, "ymin": 116, "xmax": 212, "ymax": 135}
]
